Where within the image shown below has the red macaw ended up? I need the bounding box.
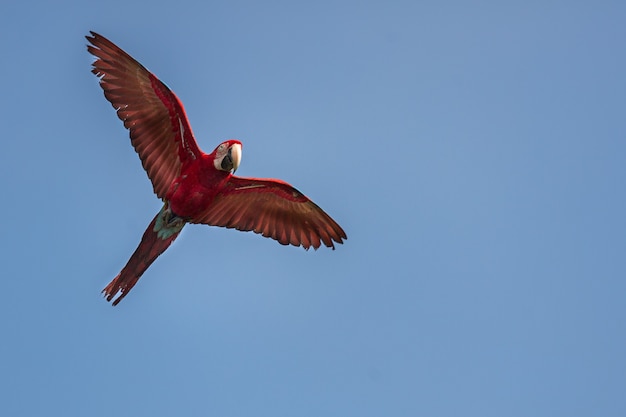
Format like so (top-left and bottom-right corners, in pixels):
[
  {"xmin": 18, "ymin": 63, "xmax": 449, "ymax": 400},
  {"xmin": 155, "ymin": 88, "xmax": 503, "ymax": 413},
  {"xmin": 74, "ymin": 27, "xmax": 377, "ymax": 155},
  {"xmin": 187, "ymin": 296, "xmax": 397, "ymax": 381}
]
[{"xmin": 86, "ymin": 32, "xmax": 346, "ymax": 306}]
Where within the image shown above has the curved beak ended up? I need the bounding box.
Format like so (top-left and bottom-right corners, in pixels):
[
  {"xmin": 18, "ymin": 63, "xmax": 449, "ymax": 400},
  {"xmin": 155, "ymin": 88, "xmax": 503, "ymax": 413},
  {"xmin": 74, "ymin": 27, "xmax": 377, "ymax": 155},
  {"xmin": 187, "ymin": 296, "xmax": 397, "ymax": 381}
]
[{"xmin": 228, "ymin": 143, "xmax": 242, "ymax": 174}]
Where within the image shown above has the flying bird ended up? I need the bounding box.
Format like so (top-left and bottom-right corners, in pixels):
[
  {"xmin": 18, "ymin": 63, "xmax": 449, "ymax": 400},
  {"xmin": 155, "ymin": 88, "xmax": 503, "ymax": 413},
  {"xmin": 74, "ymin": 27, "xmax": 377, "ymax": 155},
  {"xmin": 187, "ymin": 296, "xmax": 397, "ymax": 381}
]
[{"xmin": 86, "ymin": 31, "xmax": 346, "ymax": 305}]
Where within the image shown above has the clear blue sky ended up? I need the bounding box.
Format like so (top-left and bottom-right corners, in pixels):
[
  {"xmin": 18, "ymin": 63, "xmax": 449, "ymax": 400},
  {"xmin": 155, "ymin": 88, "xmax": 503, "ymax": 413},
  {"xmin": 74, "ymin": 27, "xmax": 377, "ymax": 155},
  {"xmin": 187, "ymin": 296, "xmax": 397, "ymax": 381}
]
[{"xmin": 1, "ymin": 1, "xmax": 625, "ymax": 416}]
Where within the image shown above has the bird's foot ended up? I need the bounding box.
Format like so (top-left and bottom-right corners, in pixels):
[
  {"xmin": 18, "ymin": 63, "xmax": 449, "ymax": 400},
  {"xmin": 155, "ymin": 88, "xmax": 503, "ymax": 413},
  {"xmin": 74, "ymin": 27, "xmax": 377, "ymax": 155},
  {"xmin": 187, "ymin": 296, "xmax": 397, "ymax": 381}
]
[{"xmin": 154, "ymin": 204, "xmax": 186, "ymax": 239}]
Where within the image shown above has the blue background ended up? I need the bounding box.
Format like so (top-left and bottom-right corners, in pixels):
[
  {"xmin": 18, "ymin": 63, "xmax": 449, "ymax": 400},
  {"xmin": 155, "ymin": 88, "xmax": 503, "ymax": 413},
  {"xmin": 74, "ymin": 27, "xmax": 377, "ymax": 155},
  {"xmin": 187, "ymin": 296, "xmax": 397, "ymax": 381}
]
[{"xmin": 1, "ymin": 1, "xmax": 625, "ymax": 416}]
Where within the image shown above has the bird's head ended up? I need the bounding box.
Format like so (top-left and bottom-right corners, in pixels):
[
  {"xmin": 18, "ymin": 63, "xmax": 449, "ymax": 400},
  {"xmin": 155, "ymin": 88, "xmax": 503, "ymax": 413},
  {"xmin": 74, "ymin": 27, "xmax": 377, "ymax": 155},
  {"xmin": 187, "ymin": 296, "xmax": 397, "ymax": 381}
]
[{"xmin": 212, "ymin": 140, "xmax": 242, "ymax": 174}]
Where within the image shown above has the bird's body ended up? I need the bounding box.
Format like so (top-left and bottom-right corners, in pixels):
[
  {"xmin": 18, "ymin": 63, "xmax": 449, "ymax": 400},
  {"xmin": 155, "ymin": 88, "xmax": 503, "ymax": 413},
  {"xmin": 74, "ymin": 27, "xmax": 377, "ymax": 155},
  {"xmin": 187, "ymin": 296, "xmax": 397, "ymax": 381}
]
[{"xmin": 86, "ymin": 32, "xmax": 346, "ymax": 305}]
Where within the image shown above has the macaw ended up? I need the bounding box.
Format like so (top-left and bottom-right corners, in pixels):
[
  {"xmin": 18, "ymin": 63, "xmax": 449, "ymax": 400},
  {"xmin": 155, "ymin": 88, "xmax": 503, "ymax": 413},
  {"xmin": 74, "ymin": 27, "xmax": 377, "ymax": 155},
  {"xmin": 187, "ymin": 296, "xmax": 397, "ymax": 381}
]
[{"xmin": 86, "ymin": 32, "xmax": 346, "ymax": 306}]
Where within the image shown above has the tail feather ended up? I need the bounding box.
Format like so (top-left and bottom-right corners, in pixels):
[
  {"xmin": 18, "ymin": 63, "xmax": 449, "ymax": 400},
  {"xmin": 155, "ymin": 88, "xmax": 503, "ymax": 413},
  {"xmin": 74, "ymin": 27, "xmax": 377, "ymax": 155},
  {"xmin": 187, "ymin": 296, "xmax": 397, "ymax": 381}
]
[{"xmin": 103, "ymin": 206, "xmax": 185, "ymax": 306}]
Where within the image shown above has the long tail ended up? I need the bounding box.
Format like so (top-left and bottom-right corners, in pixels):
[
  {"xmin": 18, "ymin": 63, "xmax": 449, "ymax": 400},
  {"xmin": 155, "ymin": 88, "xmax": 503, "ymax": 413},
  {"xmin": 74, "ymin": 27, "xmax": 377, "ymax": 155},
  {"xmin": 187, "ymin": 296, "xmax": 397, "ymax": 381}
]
[{"xmin": 103, "ymin": 205, "xmax": 185, "ymax": 306}]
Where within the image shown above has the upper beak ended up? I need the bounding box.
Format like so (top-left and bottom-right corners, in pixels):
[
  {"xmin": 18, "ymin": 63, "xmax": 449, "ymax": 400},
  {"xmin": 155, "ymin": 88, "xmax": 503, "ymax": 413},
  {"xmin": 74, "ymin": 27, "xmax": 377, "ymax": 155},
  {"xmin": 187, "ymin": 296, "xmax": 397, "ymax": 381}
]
[{"xmin": 229, "ymin": 143, "xmax": 242, "ymax": 174}]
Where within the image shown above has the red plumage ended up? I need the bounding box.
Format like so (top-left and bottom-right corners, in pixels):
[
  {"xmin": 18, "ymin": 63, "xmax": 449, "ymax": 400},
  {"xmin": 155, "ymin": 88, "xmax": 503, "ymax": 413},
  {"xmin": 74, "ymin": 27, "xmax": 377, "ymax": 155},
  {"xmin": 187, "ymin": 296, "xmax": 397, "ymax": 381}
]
[
  {"xmin": 103, "ymin": 207, "xmax": 183, "ymax": 306},
  {"xmin": 87, "ymin": 31, "xmax": 346, "ymax": 305}
]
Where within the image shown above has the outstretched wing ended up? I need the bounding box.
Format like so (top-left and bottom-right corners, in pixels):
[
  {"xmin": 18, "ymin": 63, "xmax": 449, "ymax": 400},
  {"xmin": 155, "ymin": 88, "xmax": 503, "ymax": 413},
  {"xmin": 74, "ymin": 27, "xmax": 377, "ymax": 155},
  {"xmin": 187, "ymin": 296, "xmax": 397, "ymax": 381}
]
[
  {"xmin": 193, "ymin": 176, "xmax": 347, "ymax": 250},
  {"xmin": 86, "ymin": 31, "xmax": 202, "ymax": 199}
]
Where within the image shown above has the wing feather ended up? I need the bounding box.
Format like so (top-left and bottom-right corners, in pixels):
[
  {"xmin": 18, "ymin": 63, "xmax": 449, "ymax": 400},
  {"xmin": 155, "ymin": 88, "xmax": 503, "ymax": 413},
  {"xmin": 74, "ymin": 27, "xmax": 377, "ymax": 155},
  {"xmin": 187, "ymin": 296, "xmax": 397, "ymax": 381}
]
[
  {"xmin": 193, "ymin": 177, "xmax": 346, "ymax": 250},
  {"xmin": 86, "ymin": 31, "xmax": 202, "ymax": 199}
]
